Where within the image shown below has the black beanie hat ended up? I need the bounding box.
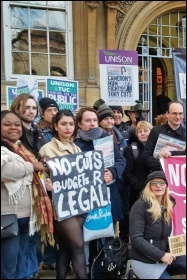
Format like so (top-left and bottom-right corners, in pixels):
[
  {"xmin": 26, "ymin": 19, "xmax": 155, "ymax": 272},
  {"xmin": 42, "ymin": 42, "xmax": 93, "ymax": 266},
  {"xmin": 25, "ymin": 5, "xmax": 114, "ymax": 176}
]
[
  {"xmin": 93, "ymin": 98, "xmax": 105, "ymax": 110},
  {"xmin": 97, "ymin": 104, "xmax": 114, "ymax": 122},
  {"xmin": 145, "ymin": 171, "xmax": 168, "ymax": 185},
  {"xmin": 109, "ymin": 106, "xmax": 124, "ymax": 117},
  {"xmin": 39, "ymin": 97, "xmax": 59, "ymax": 113}
]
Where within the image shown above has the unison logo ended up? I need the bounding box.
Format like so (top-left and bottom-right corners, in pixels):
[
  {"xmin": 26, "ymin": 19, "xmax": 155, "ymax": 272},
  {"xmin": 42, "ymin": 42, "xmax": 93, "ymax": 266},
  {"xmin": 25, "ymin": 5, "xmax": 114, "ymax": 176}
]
[{"xmin": 104, "ymin": 55, "xmax": 133, "ymax": 63}]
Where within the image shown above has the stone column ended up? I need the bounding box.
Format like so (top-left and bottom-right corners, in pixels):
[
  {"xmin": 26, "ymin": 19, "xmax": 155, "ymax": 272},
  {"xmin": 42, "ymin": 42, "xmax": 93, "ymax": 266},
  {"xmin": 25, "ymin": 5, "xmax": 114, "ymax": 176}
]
[
  {"xmin": 85, "ymin": 1, "xmax": 100, "ymax": 85},
  {"xmin": 84, "ymin": 1, "xmax": 100, "ymax": 106},
  {"xmin": 104, "ymin": 1, "xmax": 120, "ymax": 49}
]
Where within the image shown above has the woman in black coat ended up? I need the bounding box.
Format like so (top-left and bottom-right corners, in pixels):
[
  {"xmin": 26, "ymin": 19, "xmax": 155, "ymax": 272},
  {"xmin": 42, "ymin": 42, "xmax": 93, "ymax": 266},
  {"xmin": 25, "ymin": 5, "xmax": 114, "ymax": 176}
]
[
  {"xmin": 123, "ymin": 121, "xmax": 153, "ymax": 208},
  {"xmin": 129, "ymin": 171, "xmax": 186, "ymax": 279}
]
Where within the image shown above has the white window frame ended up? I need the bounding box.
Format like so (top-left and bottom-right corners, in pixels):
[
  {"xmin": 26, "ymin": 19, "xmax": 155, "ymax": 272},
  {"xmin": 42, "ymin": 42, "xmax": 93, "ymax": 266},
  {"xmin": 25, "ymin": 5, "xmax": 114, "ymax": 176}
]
[{"xmin": 3, "ymin": 1, "xmax": 74, "ymax": 82}]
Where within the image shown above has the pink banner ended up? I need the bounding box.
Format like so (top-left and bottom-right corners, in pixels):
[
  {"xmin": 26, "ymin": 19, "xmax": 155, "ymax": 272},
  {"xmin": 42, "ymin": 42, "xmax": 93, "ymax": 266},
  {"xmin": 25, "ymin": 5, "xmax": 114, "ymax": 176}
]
[{"xmin": 161, "ymin": 156, "xmax": 186, "ymax": 235}]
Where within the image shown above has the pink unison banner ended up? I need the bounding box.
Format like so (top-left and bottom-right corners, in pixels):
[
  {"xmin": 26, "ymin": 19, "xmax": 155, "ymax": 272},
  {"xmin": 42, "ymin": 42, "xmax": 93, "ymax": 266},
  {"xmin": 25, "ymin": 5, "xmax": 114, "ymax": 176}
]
[{"xmin": 161, "ymin": 156, "xmax": 186, "ymax": 235}]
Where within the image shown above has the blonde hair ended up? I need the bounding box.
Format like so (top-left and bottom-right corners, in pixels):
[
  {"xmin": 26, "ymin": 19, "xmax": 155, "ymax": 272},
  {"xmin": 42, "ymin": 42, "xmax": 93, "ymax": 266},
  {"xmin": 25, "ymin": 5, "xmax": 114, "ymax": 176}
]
[
  {"xmin": 154, "ymin": 114, "xmax": 167, "ymax": 126},
  {"xmin": 136, "ymin": 121, "xmax": 153, "ymax": 134},
  {"xmin": 141, "ymin": 181, "xmax": 173, "ymax": 224}
]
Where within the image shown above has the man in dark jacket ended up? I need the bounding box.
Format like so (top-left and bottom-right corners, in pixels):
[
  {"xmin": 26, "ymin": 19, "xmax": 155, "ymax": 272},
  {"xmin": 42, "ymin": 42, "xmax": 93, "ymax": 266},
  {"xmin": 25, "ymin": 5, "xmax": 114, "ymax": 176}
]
[
  {"xmin": 10, "ymin": 93, "xmax": 46, "ymax": 158},
  {"xmin": 143, "ymin": 100, "xmax": 186, "ymax": 172}
]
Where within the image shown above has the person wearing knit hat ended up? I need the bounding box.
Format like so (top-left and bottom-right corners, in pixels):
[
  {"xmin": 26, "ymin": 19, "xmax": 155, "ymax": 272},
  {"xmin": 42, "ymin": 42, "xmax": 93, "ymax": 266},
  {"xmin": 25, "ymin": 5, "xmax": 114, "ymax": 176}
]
[
  {"xmin": 39, "ymin": 97, "xmax": 59, "ymax": 114},
  {"xmin": 145, "ymin": 171, "xmax": 168, "ymax": 185},
  {"xmin": 129, "ymin": 168, "xmax": 186, "ymax": 280},
  {"xmin": 97, "ymin": 103, "xmax": 114, "ymax": 123},
  {"xmin": 109, "ymin": 106, "xmax": 124, "ymax": 117},
  {"xmin": 108, "ymin": 104, "xmax": 137, "ymax": 147},
  {"xmin": 37, "ymin": 97, "xmax": 59, "ymax": 142},
  {"xmin": 93, "ymin": 98, "xmax": 105, "ymax": 110}
]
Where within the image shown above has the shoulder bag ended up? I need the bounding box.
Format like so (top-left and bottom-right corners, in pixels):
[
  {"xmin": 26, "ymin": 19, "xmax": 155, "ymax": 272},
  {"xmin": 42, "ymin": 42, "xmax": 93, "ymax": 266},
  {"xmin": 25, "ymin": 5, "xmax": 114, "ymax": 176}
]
[{"xmin": 1, "ymin": 214, "xmax": 19, "ymax": 239}]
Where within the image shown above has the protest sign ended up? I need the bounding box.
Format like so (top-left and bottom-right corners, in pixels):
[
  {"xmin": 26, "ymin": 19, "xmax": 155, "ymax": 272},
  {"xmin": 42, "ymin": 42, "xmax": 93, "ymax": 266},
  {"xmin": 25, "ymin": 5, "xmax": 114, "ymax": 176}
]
[
  {"xmin": 154, "ymin": 133, "xmax": 186, "ymax": 160},
  {"xmin": 172, "ymin": 48, "xmax": 186, "ymax": 126},
  {"xmin": 16, "ymin": 76, "xmax": 41, "ymax": 102},
  {"xmin": 168, "ymin": 234, "xmax": 186, "ymax": 256},
  {"xmin": 93, "ymin": 135, "xmax": 114, "ymax": 168},
  {"xmin": 160, "ymin": 156, "xmax": 186, "ymax": 235},
  {"xmin": 46, "ymin": 150, "xmax": 110, "ymax": 221},
  {"xmin": 6, "ymin": 86, "xmax": 44, "ymax": 109},
  {"xmin": 99, "ymin": 49, "xmax": 139, "ymax": 105},
  {"xmin": 47, "ymin": 78, "xmax": 79, "ymax": 112}
]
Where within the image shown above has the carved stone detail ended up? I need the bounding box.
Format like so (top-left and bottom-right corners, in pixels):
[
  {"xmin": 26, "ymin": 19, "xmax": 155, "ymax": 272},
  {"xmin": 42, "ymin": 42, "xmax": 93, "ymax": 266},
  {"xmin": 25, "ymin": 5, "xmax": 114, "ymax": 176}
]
[
  {"xmin": 114, "ymin": 1, "xmax": 151, "ymax": 43},
  {"xmin": 84, "ymin": 1, "xmax": 100, "ymax": 10},
  {"xmin": 115, "ymin": 1, "xmax": 136, "ymax": 38},
  {"xmin": 104, "ymin": 1, "xmax": 120, "ymax": 10}
]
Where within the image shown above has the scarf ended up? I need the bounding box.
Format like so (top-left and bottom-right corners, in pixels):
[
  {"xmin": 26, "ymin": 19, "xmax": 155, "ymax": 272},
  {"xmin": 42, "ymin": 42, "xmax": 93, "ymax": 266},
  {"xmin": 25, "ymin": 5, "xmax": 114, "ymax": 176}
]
[
  {"xmin": 77, "ymin": 127, "xmax": 104, "ymax": 141},
  {"xmin": 1, "ymin": 146, "xmax": 33, "ymax": 205},
  {"xmin": 9, "ymin": 141, "xmax": 55, "ymax": 246}
]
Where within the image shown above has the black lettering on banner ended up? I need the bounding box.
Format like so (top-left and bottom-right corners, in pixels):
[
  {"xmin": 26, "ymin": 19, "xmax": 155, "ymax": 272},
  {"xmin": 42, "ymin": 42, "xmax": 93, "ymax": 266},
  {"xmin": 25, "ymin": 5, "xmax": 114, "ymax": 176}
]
[{"xmin": 46, "ymin": 150, "xmax": 110, "ymax": 221}]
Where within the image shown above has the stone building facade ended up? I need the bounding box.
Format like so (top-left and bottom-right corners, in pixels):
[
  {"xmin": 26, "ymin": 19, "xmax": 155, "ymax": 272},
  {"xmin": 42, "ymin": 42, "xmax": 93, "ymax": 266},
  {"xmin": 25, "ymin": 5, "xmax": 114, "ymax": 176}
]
[{"xmin": 1, "ymin": 1, "xmax": 186, "ymax": 120}]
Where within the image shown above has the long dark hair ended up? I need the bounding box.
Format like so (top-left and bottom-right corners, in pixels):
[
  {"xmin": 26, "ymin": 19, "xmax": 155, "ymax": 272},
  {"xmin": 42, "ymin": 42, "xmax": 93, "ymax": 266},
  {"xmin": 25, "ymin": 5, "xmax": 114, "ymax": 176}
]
[{"xmin": 52, "ymin": 109, "xmax": 76, "ymax": 139}]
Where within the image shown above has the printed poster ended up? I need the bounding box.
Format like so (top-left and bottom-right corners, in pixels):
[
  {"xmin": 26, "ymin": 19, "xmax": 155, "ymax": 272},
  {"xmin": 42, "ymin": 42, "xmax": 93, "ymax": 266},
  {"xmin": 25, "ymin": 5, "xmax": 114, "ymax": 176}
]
[
  {"xmin": 16, "ymin": 76, "xmax": 40, "ymax": 103},
  {"xmin": 6, "ymin": 86, "xmax": 44, "ymax": 109},
  {"xmin": 93, "ymin": 135, "xmax": 114, "ymax": 168},
  {"xmin": 172, "ymin": 48, "xmax": 186, "ymax": 126},
  {"xmin": 99, "ymin": 49, "xmax": 139, "ymax": 105},
  {"xmin": 47, "ymin": 78, "xmax": 79, "ymax": 112},
  {"xmin": 153, "ymin": 133, "xmax": 186, "ymax": 160},
  {"xmin": 160, "ymin": 156, "xmax": 186, "ymax": 235}
]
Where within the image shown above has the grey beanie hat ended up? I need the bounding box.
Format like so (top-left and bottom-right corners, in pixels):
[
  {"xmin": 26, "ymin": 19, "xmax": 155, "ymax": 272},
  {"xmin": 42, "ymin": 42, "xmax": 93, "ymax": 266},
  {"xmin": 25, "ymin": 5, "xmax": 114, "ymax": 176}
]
[
  {"xmin": 145, "ymin": 171, "xmax": 168, "ymax": 185},
  {"xmin": 97, "ymin": 104, "xmax": 114, "ymax": 122},
  {"xmin": 93, "ymin": 98, "xmax": 105, "ymax": 110}
]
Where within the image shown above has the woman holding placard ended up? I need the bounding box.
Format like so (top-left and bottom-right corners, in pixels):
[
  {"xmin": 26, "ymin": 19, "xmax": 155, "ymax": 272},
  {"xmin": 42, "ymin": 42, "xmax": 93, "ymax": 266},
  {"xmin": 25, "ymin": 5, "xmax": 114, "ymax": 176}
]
[
  {"xmin": 39, "ymin": 109, "xmax": 88, "ymax": 279},
  {"xmin": 129, "ymin": 171, "xmax": 186, "ymax": 279}
]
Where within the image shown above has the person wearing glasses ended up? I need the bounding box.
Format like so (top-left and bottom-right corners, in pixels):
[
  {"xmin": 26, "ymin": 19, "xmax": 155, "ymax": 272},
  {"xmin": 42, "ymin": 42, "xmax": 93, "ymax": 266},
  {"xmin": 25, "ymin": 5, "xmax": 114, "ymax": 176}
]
[
  {"xmin": 143, "ymin": 100, "xmax": 186, "ymax": 172},
  {"xmin": 129, "ymin": 171, "xmax": 186, "ymax": 279}
]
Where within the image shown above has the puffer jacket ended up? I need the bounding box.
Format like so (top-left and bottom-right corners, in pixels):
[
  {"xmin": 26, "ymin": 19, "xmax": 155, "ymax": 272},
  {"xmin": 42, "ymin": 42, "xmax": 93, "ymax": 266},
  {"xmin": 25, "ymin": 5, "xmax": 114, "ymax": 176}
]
[{"xmin": 129, "ymin": 198, "xmax": 174, "ymax": 264}]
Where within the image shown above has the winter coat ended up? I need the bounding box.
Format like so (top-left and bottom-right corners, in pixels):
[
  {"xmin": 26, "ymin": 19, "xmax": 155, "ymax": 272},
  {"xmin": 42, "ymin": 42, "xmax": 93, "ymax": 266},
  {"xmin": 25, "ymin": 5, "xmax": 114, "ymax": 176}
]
[
  {"xmin": 142, "ymin": 123, "xmax": 186, "ymax": 171},
  {"xmin": 114, "ymin": 121, "xmax": 137, "ymax": 146},
  {"xmin": 75, "ymin": 131, "xmax": 126, "ymax": 222},
  {"xmin": 1, "ymin": 146, "xmax": 34, "ymax": 219},
  {"xmin": 36, "ymin": 119, "xmax": 53, "ymax": 143},
  {"xmin": 39, "ymin": 137, "xmax": 81, "ymax": 158},
  {"xmin": 129, "ymin": 198, "xmax": 173, "ymax": 264},
  {"xmin": 112, "ymin": 126, "xmax": 127, "ymax": 154},
  {"xmin": 123, "ymin": 141, "xmax": 151, "ymax": 208},
  {"xmin": 22, "ymin": 123, "xmax": 46, "ymax": 157}
]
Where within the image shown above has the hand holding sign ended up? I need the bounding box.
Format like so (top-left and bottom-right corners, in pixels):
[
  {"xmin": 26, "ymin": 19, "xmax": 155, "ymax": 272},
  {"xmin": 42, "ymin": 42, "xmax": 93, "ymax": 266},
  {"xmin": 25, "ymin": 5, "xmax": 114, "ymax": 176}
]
[{"xmin": 46, "ymin": 150, "xmax": 110, "ymax": 221}]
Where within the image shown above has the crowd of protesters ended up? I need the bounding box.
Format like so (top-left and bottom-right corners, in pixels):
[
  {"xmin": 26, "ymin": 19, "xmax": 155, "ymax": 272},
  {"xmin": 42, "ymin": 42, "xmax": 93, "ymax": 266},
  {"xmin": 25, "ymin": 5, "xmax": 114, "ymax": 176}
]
[{"xmin": 1, "ymin": 94, "xmax": 186, "ymax": 279}]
